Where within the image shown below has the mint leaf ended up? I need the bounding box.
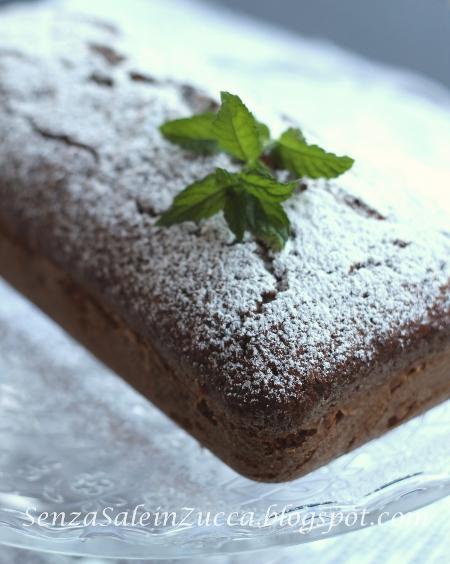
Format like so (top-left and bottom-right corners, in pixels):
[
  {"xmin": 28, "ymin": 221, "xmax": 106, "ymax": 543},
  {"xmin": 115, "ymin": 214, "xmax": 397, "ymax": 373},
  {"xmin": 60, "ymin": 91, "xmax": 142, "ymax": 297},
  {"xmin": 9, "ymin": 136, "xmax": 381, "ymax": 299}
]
[
  {"xmin": 249, "ymin": 196, "xmax": 291, "ymax": 251},
  {"xmin": 239, "ymin": 173, "xmax": 297, "ymax": 203},
  {"xmin": 156, "ymin": 172, "xmax": 226, "ymax": 226},
  {"xmin": 160, "ymin": 112, "xmax": 217, "ymax": 154},
  {"xmin": 223, "ymin": 188, "xmax": 247, "ymax": 242},
  {"xmin": 212, "ymin": 92, "xmax": 263, "ymax": 162},
  {"xmin": 275, "ymin": 127, "xmax": 354, "ymax": 179},
  {"xmin": 224, "ymin": 189, "xmax": 290, "ymax": 250}
]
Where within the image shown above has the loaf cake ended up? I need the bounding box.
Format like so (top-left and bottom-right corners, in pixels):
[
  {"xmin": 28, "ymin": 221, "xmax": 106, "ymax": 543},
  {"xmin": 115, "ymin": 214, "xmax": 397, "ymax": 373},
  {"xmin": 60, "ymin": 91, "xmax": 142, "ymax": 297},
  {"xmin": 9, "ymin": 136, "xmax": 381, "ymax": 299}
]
[{"xmin": 0, "ymin": 2, "xmax": 449, "ymax": 482}]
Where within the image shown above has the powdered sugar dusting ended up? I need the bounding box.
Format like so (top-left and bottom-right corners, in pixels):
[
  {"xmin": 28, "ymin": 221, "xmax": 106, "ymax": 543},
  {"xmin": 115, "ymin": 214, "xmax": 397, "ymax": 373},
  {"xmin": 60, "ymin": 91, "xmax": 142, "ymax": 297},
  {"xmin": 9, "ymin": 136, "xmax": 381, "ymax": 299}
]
[{"xmin": 0, "ymin": 1, "xmax": 449, "ymax": 407}]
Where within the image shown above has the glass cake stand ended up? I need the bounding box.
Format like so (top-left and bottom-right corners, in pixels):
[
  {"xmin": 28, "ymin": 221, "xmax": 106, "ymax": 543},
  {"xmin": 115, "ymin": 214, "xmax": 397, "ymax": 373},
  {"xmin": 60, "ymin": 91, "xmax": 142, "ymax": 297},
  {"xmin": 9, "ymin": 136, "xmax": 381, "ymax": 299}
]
[{"xmin": 1, "ymin": 0, "xmax": 450, "ymax": 559}]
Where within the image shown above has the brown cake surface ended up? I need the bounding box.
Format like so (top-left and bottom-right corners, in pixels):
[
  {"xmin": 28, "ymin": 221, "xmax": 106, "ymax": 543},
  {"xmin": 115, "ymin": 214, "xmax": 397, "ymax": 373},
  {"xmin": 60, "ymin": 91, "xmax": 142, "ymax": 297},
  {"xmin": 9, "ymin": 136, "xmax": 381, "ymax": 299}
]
[{"xmin": 0, "ymin": 1, "xmax": 449, "ymax": 481}]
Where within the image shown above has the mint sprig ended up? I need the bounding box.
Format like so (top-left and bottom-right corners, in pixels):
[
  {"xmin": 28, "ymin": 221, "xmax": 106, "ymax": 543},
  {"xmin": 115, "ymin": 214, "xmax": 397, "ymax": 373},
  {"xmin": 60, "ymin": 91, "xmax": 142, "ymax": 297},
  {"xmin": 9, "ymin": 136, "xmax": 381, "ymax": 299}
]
[{"xmin": 157, "ymin": 91, "xmax": 354, "ymax": 250}]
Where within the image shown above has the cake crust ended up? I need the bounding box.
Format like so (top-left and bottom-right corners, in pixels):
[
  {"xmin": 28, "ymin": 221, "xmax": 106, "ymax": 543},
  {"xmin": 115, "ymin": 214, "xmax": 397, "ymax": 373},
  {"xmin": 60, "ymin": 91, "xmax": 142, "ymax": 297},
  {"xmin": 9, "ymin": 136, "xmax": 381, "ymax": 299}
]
[{"xmin": 0, "ymin": 2, "xmax": 449, "ymax": 481}]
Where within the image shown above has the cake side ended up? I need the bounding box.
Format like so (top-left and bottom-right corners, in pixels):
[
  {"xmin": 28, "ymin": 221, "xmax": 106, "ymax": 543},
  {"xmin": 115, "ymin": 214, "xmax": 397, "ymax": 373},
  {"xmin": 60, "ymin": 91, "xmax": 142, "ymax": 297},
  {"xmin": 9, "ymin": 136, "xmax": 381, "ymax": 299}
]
[{"xmin": 0, "ymin": 4, "xmax": 449, "ymax": 480}]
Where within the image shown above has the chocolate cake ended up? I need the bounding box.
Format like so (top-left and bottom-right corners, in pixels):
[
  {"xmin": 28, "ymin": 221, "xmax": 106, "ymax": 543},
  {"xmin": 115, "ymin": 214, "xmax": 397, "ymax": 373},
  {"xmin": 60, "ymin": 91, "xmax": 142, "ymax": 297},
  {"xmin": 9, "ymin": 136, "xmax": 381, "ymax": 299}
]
[{"xmin": 0, "ymin": 2, "xmax": 449, "ymax": 481}]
